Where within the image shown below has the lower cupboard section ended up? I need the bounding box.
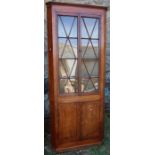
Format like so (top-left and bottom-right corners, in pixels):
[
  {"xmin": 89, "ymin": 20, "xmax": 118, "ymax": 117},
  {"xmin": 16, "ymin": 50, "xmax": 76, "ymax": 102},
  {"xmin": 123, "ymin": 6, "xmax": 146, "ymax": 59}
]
[
  {"xmin": 56, "ymin": 138, "xmax": 102, "ymax": 152},
  {"xmin": 58, "ymin": 101, "xmax": 102, "ymax": 146},
  {"xmin": 80, "ymin": 102, "xmax": 100, "ymax": 139},
  {"xmin": 58, "ymin": 103, "xmax": 78, "ymax": 144}
]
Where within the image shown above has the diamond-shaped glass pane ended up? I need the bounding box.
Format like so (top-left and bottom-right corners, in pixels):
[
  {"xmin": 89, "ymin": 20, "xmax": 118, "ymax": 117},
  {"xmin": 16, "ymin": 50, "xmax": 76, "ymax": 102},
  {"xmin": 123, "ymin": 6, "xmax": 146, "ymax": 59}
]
[
  {"xmin": 58, "ymin": 16, "xmax": 77, "ymax": 37},
  {"xmin": 60, "ymin": 78, "xmax": 78, "ymax": 94},
  {"xmin": 59, "ymin": 59, "xmax": 77, "ymax": 78},
  {"xmin": 81, "ymin": 39, "xmax": 98, "ymax": 58},
  {"xmin": 80, "ymin": 79, "xmax": 94, "ymax": 93},
  {"xmin": 59, "ymin": 38, "xmax": 77, "ymax": 58},
  {"xmin": 81, "ymin": 17, "xmax": 99, "ymax": 39},
  {"xmin": 80, "ymin": 61, "xmax": 89, "ymax": 77},
  {"xmin": 81, "ymin": 78, "xmax": 99, "ymax": 93},
  {"xmin": 81, "ymin": 60, "xmax": 99, "ymax": 77}
]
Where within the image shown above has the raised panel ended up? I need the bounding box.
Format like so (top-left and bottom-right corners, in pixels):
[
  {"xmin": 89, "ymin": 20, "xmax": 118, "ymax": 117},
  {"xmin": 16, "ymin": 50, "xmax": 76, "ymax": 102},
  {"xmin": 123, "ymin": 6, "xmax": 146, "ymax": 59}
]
[
  {"xmin": 80, "ymin": 102, "xmax": 100, "ymax": 139},
  {"xmin": 58, "ymin": 103, "xmax": 77, "ymax": 143}
]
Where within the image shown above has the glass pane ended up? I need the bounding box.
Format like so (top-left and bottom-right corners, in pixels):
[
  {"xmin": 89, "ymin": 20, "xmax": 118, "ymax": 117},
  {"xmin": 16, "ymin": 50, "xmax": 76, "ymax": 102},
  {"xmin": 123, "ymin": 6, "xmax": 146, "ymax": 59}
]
[
  {"xmin": 59, "ymin": 38, "xmax": 66, "ymax": 57},
  {"xmin": 81, "ymin": 18, "xmax": 88, "ymax": 38},
  {"xmin": 81, "ymin": 39, "xmax": 98, "ymax": 58},
  {"xmin": 92, "ymin": 40, "xmax": 99, "ymax": 57},
  {"xmin": 70, "ymin": 18, "xmax": 77, "ymax": 37},
  {"xmin": 80, "ymin": 79, "xmax": 95, "ymax": 93},
  {"xmin": 80, "ymin": 61, "xmax": 89, "ymax": 77},
  {"xmin": 91, "ymin": 19, "xmax": 99, "ymax": 38},
  {"xmin": 60, "ymin": 79, "xmax": 78, "ymax": 94},
  {"xmin": 92, "ymin": 78, "xmax": 99, "ymax": 90},
  {"xmin": 59, "ymin": 38, "xmax": 77, "ymax": 58},
  {"xmin": 81, "ymin": 78, "xmax": 99, "ymax": 93},
  {"xmin": 81, "ymin": 17, "xmax": 99, "ymax": 39},
  {"xmin": 58, "ymin": 16, "xmax": 100, "ymax": 95},
  {"xmin": 59, "ymin": 59, "xmax": 77, "ymax": 78},
  {"xmin": 58, "ymin": 16, "xmax": 66, "ymax": 37},
  {"xmin": 58, "ymin": 16, "xmax": 77, "ymax": 37},
  {"xmin": 81, "ymin": 60, "xmax": 99, "ymax": 77}
]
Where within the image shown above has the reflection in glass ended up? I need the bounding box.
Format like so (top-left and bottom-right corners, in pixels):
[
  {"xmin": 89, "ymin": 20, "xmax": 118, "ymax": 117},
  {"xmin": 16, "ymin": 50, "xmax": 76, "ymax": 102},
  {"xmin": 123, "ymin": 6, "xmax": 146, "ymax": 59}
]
[
  {"xmin": 81, "ymin": 78, "xmax": 98, "ymax": 93},
  {"xmin": 60, "ymin": 79, "xmax": 78, "ymax": 94},
  {"xmin": 59, "ymin": 38, "xmax": 77, "ymax": 58},
  {"xmin": 81, "ymin": 39, "xmax": 98, "ymax": 58},
  {"xmin": 81, "ymin": 60, "xmax": 98, "ymax": 77},
  {"xmin": 58, "ymin": 15, "xmax": 100, "ymax": 95},
  {"xmin": 92, "ymin": 40, "xmax": 99, "ymax": 57},
  {"xmin": 92, "ymin": 78, "xmax": 99, "ymax": 90},
  {"xmin": 81, "ymin": 17, "xmax": 99, "ymax": 38},
  {"xmin": 59, "ymin": 59, "xmax": 77, "ymax": 78},
  {"xmin": 58, "ymin": 16, "xmax": 77, "ymax": 37}
]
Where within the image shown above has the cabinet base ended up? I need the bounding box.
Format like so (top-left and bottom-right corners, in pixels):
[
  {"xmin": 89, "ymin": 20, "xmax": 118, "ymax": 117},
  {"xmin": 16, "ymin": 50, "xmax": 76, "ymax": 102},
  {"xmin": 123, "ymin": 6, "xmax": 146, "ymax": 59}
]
[{"xmin": 53, "ymin": 139, "xmax": 102, "ymax": 153}]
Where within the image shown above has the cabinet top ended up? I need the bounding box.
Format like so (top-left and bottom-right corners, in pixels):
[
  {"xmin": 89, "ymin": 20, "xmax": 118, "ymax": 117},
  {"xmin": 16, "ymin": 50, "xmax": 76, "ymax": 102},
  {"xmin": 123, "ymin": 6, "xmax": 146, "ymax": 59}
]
[{"xmin": 46, "ymin": 2, "xmax": 108, "ymax": 10}]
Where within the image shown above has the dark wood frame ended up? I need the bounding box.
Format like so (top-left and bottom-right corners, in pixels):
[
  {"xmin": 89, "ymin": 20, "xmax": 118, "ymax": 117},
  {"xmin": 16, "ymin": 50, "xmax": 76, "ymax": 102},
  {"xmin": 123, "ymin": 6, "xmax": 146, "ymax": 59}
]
[{"xmin": 46, "ymin": 2, "xmax": 107, "ymax": 152}]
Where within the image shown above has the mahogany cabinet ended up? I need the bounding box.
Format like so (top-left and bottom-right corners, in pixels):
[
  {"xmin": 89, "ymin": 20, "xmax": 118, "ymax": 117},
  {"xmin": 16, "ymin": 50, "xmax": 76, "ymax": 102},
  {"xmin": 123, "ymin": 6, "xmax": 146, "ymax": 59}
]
[{"xmin": 46, "ymin": 2, "xmax": 107, "ymax": 152}]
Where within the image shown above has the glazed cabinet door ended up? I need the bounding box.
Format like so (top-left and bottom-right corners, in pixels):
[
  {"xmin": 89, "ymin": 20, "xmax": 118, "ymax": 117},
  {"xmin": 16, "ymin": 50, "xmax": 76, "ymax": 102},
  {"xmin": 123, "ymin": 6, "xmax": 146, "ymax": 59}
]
[
  {"xmin": 47, "ymin": 3, "xmax": 106, "ymax": 151},
  {"xmin": 57, "ymin": 15, "xmax": 79, "ymax": 144}
]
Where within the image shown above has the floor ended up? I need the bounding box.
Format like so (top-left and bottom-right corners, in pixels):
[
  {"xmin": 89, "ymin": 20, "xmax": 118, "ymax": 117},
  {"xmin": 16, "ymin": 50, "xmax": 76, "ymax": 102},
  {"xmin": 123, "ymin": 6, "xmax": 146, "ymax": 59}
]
[{"xmin": 44, "ymin": 112, "xmax": 110, "ymax": 155}]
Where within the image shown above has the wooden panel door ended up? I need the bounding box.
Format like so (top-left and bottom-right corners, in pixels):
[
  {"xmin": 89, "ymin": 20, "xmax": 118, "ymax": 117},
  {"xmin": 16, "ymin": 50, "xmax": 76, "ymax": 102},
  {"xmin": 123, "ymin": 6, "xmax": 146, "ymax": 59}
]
[
  {"xmin": 58, "ymin": 103, "xmax": 77, "ymax": 144},
  {"xmin": 47, "ymin": 2, "xmax": 106, "ymax": 152},
  {"xmin": 80, "ymin": 102, "xmax": 100, "ymax": 140}
]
